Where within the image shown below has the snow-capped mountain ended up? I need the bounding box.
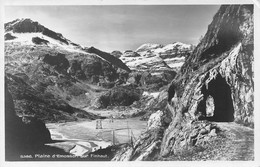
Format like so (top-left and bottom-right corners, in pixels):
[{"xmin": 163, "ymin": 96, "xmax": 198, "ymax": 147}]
[
  {"xmin": 4, "ymin": 18, "xmax": 133, "ymax": 124},
  {"xmin": 120, "ymin": 50, "xmax": 171, "ymax": 72},
  {"xmin": 4, "ymin": 18, "xmax": 130, "ymax": 73},
  {"xmin": 120, "ymin": 42, "xmax": 193, "ymax": 74},
  {"xmin": 153, "ymin": 42, "xmax": 192, "ymax": 53},
  {"xmin": 5, "ymin": 18, "xmax": 86, "ymax": 53},
  {"xmin": 136, "ymin": 43, "xmax": 164, "ymax": 52}
]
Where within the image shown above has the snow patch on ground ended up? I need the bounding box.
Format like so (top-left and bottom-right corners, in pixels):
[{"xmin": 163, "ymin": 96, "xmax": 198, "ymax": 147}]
[
  {"xmin": 70, "ymin": 145, "xmax": 89, "ymax": 156},
  {"xmin": 165, "ymin": 61, "xmax": 185, "ymax": 68},
  {"xmin": 5, "ymin": 32, "xmax": 86, "ymax": 54},
  {"xmin": 143, "ymin": 91, "xmax": 160, "ymax": 98},
  {"xmin": 163, "ymin": 56, "xmax": 185, "ymax": 62},
  {"xmin": 125, "ymin": 55, "xmax": 161, "ymax": 67}
]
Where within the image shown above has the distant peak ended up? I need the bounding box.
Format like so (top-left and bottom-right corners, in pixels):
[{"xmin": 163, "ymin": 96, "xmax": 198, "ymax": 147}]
[
  {"xmin": 5, "ymin": 18, "xmax": 44, "ymax": 33},
  {"xmin": 7, "ymin": 18, "xmax": 37, "ymax": 25},
  {"xmin": 4, "ymin": 18, "xmax": 70, "ymax": 45},
  {"xmin": 136, "ymin": 43, "xmax": 164, "ymax": 52},
  {"xmin": 163, "ymin": 42, "xmax": 192, "ymax": 49},
  {"xmin": 172, "ymin": 42, "xmax": 189, "ymax": 46},
  {"xmin": 18, "ymin": 18, "xmax": 33, "ymax": 21}
]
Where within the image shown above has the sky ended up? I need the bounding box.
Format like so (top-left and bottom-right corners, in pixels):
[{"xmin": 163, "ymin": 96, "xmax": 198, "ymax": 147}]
[{"xmin": 5, "ymin": 5, "xmax": 220, "ymax": 52}]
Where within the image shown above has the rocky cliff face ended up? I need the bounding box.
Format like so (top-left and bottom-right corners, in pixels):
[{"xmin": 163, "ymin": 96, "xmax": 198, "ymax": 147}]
[
  {"xmin": 5, "ymin": 84, "xmax": 48, "ymax": 160},
  {"xmin": 113, "ymin": 4, "xmax": 254, "ymax": 160},
  {"xmin": 161, "ymin": 4, "xmax": 253, "ymax": 157},
  {"xmin": 168, "ymin": 4, "xmax": 253, "ymax": 127},
  {"xmin": 85, "ymin": 46, "xmax": 131, "ymax": 73}
]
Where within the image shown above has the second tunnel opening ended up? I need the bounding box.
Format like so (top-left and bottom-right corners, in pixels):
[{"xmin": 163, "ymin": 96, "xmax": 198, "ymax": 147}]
[{"xmin": 197, "ymin": 73, "xmax": 234, "ymax": 122}]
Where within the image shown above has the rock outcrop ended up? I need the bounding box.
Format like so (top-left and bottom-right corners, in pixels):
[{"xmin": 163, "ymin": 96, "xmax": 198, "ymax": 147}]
[
  {"xmin": 111, "ymin": 50, "xmax": 123, "ymax": 58},
  {"xmin": 42, "ymin": 53, "xmax": 70, "ymax": 73},
  {"xmin": 32, "ymin": 37, "xmax": 49, "ymax": 45},
  {"xmin": 5, "ymin": 72, "xmax": 100, "ymax": 123},
  {"xmin": 5, "ymin": 33, "xmax": 17, "ymax": 40},
  {"xmin": 96, "ymin": 84, "xmax": 142, "ymax": 108},
  {"xmin": 112, "ymin": 110, "xmax": 166, "ymax": 161},
  {"xmin": 113, "ymin": 4, "xmax": 254, "ymax": 160},
  {"xmin": 5, "ymin": 82, "xmax": 79, "ymax": 161},
  {"xmin": 5, "ymin": 84, "xmax": 49, "ymax": 160},
  {"xmin": 86, "ymin": 46, "xmax": 131, "ymax": 73}
]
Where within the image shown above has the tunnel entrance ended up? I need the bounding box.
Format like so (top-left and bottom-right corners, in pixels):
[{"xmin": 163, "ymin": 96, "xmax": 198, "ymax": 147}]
[{"xmin": 197, "ymin": 74, "xmax": 234, "ymax": 122}]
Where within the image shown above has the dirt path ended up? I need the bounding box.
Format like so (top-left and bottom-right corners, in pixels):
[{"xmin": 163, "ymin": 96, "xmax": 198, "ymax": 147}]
[
  {"xmin": 161, "ymin": 121, "xmax": 254, "ymax": 161},
  {"xmin": 213, "ymin": 122, "xmax": 254, "ymax": 160}
]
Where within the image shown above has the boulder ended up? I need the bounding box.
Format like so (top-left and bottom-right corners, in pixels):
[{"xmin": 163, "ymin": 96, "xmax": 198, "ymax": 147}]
[
  {"xmin": 209, "ymin": 129, "xmax": 217, "ymax": 136},
  {"xmin": 32, "ymin": 37, "xmax": 49, "ymax": 45},
  {"xmin": 5, "ymin": 33, "xmax": 17, "ymax": 40},
  {"xmin": 42, "ymin": 53, "xmax": 70, "ymax": 73},
  {"xmin": 111, "ymin": 50, "xmax": 123, "ymax": 58},
  {"xmin": 147, "ymin": 110, "xmax": 163, "ymax": 130}
]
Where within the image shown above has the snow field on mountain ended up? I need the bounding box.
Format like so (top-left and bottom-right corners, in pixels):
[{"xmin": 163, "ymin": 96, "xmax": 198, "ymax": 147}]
[{"xmin": 5, "ymin": 32, "xmax": 87, "ymax": 54}]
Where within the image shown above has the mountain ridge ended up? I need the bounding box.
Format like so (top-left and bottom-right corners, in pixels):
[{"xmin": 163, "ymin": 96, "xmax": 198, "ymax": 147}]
[
  {"xmin": 119, "ymin": 42, "xmax": 193, "ymax": 73},
  {"xmin": 5, "ymin": 18, "xmax": 72, "ymax": 45},
  {"xmin": 5, "ymin": 18, "xmax": 130, "ymax": 73}
]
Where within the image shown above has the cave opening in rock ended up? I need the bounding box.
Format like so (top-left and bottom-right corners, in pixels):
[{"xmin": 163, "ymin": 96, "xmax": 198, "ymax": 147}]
[{"xmin": 198, "ymin": 74, "xmax": 234, "ymax": 122}]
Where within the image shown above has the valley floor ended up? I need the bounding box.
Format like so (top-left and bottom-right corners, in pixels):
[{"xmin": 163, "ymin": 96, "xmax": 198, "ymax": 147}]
[{"xmin": 46, "ymin": 111, "xmax": 147, "ymax": 157}]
